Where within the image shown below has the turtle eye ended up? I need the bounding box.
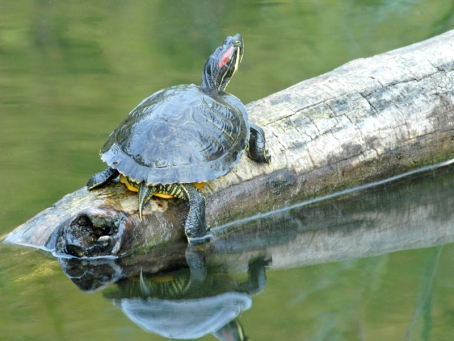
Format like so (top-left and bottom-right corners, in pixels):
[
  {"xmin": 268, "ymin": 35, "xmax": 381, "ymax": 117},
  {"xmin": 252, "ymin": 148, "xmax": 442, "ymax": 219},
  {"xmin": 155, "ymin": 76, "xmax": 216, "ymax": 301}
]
[{"xmin": 233, "ymin": 39, "xmax": 241, "ymax": 47}]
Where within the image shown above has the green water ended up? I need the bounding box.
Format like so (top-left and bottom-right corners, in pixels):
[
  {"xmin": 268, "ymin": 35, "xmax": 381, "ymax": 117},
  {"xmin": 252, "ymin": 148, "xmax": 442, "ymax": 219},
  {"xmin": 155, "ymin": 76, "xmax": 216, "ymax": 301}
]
[{"xmin": 1, "ymin": 1, "xmax": 454, "ymax": 340}]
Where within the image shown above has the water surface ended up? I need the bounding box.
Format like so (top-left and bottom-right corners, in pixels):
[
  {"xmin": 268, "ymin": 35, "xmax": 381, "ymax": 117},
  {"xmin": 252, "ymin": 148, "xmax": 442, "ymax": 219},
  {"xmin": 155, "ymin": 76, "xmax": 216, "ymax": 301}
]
[{"xmin": 1, "ymin": 1, "xmax": 454, "ymax": 340}]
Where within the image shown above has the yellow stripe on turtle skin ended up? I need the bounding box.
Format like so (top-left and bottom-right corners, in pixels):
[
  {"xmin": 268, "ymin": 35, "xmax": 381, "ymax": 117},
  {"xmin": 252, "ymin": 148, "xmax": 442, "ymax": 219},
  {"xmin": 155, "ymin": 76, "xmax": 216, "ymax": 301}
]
[
  {"xmin": 218, "ymin": 45, "xmax": 240, "ymax": 91},
  {"xmin": 120, "ymin": 175, "xmax": 205, "ymax": 199},
  {"xmin": 151, "ymin": 275, "xmax": 175, "ymax": 283}
]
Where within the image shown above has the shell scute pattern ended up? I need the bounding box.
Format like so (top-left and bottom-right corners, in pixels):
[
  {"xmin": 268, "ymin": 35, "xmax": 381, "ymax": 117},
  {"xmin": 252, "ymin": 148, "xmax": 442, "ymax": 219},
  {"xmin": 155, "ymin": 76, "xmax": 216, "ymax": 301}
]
[{"xmin": 100, "ymin": 84, "xmax": 249, "ymax": 185}]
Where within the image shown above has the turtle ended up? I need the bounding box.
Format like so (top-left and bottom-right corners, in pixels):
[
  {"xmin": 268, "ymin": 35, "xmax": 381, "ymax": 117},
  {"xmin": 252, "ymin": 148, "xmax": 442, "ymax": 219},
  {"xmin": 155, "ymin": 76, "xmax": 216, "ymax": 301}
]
[{"xmin": 86, "ymin": 33, "xmax": 271, "ymax": 243}]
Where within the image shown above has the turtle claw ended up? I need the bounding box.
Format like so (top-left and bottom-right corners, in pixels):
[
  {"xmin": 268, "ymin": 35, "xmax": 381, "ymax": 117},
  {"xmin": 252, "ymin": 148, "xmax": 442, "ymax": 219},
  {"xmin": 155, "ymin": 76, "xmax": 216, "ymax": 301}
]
[{"xmin": 138, "ymin": 182, "xmax": 154, "ymax": 221}]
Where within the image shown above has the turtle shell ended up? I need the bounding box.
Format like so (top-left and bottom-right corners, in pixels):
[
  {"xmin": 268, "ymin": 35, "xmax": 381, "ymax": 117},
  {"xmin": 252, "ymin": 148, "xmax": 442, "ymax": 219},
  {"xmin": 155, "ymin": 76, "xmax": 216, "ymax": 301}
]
[{"xmin": 100, "ymin": 84, "xmax": 249, "ymax": 185}]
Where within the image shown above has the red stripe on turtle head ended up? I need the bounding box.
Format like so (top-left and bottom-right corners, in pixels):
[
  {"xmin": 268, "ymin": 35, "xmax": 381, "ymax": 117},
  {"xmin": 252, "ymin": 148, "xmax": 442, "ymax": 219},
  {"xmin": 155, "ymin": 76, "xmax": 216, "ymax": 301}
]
[{"xmin": 218, "ymin": 46, "xmax": 234, "ymax": 68}]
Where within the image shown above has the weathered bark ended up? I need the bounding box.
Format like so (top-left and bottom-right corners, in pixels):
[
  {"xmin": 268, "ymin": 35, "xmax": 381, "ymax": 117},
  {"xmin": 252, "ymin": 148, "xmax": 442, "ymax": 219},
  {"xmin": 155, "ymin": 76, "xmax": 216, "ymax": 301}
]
[
  {"xmin": 47, "ymin": 160, "xmax": 454, "ymax": 290},
  {"xmin": 3, "ymin": 29, "xmax": 454, "ymax": 256}
]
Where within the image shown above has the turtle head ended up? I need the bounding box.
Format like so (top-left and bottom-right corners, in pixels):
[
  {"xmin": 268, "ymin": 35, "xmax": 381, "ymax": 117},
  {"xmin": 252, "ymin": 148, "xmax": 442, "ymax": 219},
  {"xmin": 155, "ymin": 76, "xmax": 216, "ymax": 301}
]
[{"xmin": 201, "ymin": 34, "xmax": 244, "ymax": 91}]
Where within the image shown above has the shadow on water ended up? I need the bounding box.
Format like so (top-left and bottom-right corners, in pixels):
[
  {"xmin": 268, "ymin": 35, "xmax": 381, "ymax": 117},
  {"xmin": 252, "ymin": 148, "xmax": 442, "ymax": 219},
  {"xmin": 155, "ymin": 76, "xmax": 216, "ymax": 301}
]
[{"xmin": 21, "ymin": 160, "xmax": 454, "ymax": 340}]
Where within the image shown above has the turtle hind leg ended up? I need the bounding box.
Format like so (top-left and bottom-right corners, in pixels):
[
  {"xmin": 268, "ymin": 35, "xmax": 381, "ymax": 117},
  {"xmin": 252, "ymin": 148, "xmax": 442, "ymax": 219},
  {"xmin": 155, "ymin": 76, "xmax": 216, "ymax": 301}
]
[
  {"xmin": 138, "ymin": 182, "xmax": 156, "ymax": 221},
  {"xmin": 86, "ymin": 168, "xmax": 119, "ymax": 190},
  {"xmin": 247, "ymin": 123, "xmax": 271, "ymax": 164},
  {"xmin": 173, "ymin": 183, "xmax": 212, "ymax": 243}
]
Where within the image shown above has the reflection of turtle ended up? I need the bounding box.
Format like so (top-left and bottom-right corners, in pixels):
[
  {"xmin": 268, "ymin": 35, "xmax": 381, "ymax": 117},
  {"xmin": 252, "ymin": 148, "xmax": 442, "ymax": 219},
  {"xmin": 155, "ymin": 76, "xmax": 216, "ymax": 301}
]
[
  {"xmin": 116, "ymin": 292, "xmax": 250, "ymax": 340},
  {"xmin": 104, "ymin": 257, "xmax": 269, "ymax": 340},
  {"xmin": 86, "ymin": 34, "xmax": 270, "ymax": 242}
]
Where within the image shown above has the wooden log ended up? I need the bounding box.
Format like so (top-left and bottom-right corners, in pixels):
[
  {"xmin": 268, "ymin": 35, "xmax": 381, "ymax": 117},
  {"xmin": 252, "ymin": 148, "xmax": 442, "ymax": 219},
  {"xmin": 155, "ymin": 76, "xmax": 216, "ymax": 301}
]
[
  {"xmin": 3, "ymin": 29, "xmax": 454, "ymax": 256},
  {"xmin": 50, "ymin": 159, "xmax": 454, "ymax": 288}
]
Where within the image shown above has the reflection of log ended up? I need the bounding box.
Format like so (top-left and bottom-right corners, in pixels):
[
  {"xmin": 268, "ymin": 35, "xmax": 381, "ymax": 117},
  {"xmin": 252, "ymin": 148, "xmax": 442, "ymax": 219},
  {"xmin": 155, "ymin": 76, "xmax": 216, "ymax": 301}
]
[
  {"xmin": 3, "ymin": 30, "xmax": 454, "ymax": 254},
  {"xmin": 208, "ymin": 162, "xmax": 454, "ymax": 272}
]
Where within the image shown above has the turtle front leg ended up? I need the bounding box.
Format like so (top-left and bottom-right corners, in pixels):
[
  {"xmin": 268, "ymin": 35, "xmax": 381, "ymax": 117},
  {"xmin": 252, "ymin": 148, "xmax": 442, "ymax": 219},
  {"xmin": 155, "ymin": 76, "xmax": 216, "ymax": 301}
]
[
  {"xmin": 177, "ymin": 183, "xmax": 212, "ymax": 243},
  {"xmin": 138, "ymin": 182, "xmax": 156, "ymax": 221},
  {"xmin": 86, "ymin": 168, "xmax": 119, "ymax": 189},
  {"xmin": 247, "ymin": 123, "xmax": 271, "ymax": 164}
]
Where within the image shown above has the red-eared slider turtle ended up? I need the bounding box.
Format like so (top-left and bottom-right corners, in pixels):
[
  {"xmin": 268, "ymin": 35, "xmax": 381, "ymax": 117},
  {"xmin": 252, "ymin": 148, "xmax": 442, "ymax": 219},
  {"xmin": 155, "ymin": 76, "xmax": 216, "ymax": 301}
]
[{"xmin": 86, "ymin": 34, "xmax": 270, "ymax": 242}]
